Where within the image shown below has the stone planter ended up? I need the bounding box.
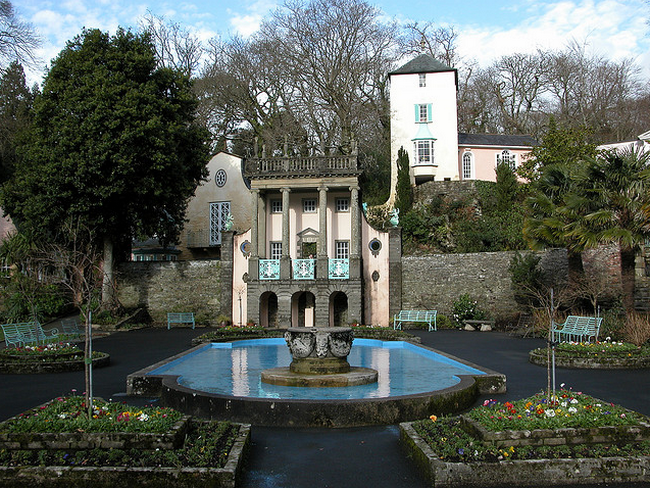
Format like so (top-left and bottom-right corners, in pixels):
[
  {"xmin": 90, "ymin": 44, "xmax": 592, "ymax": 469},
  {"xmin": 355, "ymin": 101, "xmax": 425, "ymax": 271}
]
[
  {"xmin": 459, "ymin": 414, "xmax": 650, "ymax": 447},
  {"xmin": 0, "ymin": 412, "xmax": 191, "ymax": 451},
  {"xmin": 0, "ymin": 423, "xmax": 250, "ymax": 488},
  {"xmin": 0, "ymin": 352, "xmax": 110, "ymax": 374},
  {"xmin": 400, "ymin": 421, "xmax": 650, "ymax": 487},
  {"xmin": 529, "ymin": 349, "xmax": 650, "ymax": 369}
]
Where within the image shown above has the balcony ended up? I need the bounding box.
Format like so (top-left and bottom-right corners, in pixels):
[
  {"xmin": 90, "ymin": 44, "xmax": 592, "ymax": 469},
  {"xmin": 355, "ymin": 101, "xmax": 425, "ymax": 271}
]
[
  {"xmin": 259, "ymin": 259, "xmax": 280, "ymax": 280},
  {"xmin": 244, "ymin": 155, "xmax": 360, "ymax": 179},
  {"xmin": 328, "ymin": 259, "xmax": 349, "ymax": 279},
  {"xmin": 293, "ymin": 259, "xmax": 316, "ymax": 280},
  {"xmin": 257, "ymin": 258, "xmax": 350, "ymax": 280}
]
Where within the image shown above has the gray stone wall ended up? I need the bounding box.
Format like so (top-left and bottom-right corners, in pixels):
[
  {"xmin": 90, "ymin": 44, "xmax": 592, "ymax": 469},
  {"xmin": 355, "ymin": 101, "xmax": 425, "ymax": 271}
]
[
  {"xmin": 413, "ymin": 180, "xmax": 480, "ymax": 207},
  {"xmin": 116, "ymin": 260, "xmax": 224, "ymax": 325},
  {"xmin": 400, "ymin": 249, "xmax": 567, "ymax": 319}
]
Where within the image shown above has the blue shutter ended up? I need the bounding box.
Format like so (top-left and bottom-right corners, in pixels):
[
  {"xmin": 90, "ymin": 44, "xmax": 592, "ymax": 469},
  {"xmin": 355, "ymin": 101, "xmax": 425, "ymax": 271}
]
[
  {"xmin": 414, "ymin": 104, "xmax": 420, "ymax": 122},
  {"xmin": 427, "ymin": 104, "xmax": 433, "ymax": 122}
]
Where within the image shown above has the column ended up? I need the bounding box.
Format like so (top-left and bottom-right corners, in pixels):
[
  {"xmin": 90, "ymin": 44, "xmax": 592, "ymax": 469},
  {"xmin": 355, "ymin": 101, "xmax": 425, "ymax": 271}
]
[
  {"xmin": 280, "ymin": 187, "xmax": 291, "ymax": 280},
  {"xmin": 249, "ymin": 189, "xmax": 260, "ymax": 280},
  {"xmin": 349, "ymin": 185, "xmax": 361, "ymax": 279},
  {"xmin": 317, "ymin": 185, "xmax": 328, "ymax": 279}
]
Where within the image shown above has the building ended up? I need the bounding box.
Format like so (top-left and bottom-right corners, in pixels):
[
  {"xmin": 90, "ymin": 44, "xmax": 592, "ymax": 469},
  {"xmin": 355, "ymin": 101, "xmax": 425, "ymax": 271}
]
[
  {"xmin": 389, "ymin": 54, "xmax": 536, "ymax": 184},
  {"xmin": 598, "ymin": 130, "xmax": 650, "ymax": 154},
  {"xmin": 234, "ymin": 144, "xmax": 395, "ymax": 328}
]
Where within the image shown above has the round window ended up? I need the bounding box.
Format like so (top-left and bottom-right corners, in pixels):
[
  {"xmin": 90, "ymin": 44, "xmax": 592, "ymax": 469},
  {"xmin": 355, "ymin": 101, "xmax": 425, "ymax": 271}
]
[
  {"xmin": 368, "ymin": 239, "xmax": 382, "ymax": 255},
  {"xmin": 215, "ymin": 169, "xmax": 227, "ymax": 187}
]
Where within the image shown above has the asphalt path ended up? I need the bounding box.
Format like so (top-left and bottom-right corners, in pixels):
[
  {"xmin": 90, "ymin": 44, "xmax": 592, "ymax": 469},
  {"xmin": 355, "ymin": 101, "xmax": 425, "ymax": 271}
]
[{"xmin": 1, "ymin": 326, "xmax": 649, "ymax": 488}]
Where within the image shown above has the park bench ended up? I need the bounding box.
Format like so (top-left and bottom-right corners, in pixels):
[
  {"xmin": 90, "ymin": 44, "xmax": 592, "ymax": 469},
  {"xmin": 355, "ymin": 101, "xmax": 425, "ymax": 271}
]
[
  {"xmin": 551, "ymin": 315, "xmax": 602, "ymax": 343},
  {"xmin": 393, "ymin": 310, "xmax": 437, "ymax": 332},
  {"xmin": 61, "ymin": 318, "xmax": 85, "ymax": 338},
  {"xmin": 463, "ymin": 318, "xmax": 496, "ymax": 331},
  {"xmin": 1, "ymin": 321, "xmax": 58, "ymax": 348},
  {"xmin": 167, "ymin": 312, "xmax": 195, "ymax": 330}
]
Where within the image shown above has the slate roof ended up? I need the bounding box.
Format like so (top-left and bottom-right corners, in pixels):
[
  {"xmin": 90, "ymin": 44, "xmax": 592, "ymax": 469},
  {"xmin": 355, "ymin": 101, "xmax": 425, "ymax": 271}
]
[
  {"xmin": 458, "ymin": 133, "xmax": 538, "ymax": 148},
  {"xmin": 389, "ymin": 54, "xmax": 454, "ymax": 75}
]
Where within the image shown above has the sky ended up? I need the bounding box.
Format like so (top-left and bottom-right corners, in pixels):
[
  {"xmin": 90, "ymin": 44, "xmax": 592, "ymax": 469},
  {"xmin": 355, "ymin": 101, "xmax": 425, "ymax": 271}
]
[{"xmin": 14, "ymin": 0, "xmax": 650, "ymax": 84}]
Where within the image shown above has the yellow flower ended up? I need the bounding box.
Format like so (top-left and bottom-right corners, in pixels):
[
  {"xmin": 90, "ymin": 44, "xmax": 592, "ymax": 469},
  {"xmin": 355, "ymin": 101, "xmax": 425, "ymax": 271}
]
[{"xmin": 430, "ymin": 415, "xmax": 437, "ymax": 422}]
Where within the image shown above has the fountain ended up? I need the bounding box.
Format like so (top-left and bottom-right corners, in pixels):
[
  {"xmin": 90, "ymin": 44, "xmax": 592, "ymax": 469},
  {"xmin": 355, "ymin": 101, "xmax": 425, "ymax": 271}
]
[
  {"xmin": 127, "ymin": 330, "xmax": 507, "ymax": 427},
  {"xmin": 261, "ymin": 327, "xmax": 378, "ymax": 387}
]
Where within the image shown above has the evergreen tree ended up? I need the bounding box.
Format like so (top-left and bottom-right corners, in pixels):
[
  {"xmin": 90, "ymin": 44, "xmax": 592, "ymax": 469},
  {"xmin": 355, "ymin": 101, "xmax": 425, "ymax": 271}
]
[
  {"xmin": 0, "ymin": 61, "xmax": 34, "ymax": 183},
  {"xmin": 394, "ymin": 146, "xmax": 412, "ymax": 220},
  {"xmin": 1, "ymin": 28, "xmax": 210, "ymax": 306}
]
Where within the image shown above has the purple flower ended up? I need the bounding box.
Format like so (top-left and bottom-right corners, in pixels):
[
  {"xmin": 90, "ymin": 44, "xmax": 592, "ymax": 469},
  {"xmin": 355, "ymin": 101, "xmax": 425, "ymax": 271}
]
[{"xmin": 458, "ymin": 448, "xmax": 465, "ymax": 455}]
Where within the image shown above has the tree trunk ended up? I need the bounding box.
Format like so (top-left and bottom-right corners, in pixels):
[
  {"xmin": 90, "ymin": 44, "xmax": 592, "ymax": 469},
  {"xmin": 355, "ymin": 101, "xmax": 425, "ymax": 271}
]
[
  {"xmin": 620, "ymin": 245, "xmax": 637, "ymax": 313},
  {"xmin": 102, "ymin": 237, "xmax": 115, "ymax": 309}
]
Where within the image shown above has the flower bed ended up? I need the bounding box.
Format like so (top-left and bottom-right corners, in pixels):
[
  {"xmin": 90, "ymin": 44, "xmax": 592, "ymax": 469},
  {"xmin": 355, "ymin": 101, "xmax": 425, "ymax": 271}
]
[
  {"xmin": 0, "ymin": 397, "xmax": 249, "ymax": 488},
  {"xmin": 0, "ymin": 397, "xmax": 190, "ymax": 450},
  {"xmin": 400, "ymin": 390, "xmax": 650, "ymax": 486},
  {"xmin": 0, "ymin": 343, "xmax": 110, "ymax": 374},
  {"xmin": 530, "ymin": 340, "xmax": 650, "ymax": 369}
]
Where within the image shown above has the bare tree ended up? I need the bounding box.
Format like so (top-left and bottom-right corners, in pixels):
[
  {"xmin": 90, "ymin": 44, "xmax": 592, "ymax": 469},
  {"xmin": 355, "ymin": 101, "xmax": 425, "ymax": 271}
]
[
  {"xmin": 0, "ymin": 0, "xmax": 41, "ymax": 68},
  {"xmin": 403, "ymin": 22, "xmax": 459, "ymax": 68},
  {"xmin": 139, "ymin": 11, "xmax": 203, "ymax": 77}
]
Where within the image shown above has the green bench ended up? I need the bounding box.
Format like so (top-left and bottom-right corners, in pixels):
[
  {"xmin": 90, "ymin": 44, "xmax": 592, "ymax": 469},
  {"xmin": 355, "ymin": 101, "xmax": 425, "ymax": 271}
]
[
  {"xmin": 551, "ymin": 315, "xmax": 602, "ymax": 343},
  {"xmin": 61, "ymin": 318, "xmax": 85, "ymax": 338},
  {"xmin": 393, "ymin": 310, "xmax": 437, "ymax": 332},
  {"xmin": 1, "ymin": 321, "xmax": 59, "ymax": 348},
  {"xmin": 167, "ymin": 312, "xmax": 195, "ymax": 330}
]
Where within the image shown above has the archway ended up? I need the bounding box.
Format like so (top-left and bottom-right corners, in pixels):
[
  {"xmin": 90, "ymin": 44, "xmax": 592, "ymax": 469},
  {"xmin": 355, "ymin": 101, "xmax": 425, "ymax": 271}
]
[
  {"xmin": 291, "ymin": 291, "xmax": 316, "ymax": 328},
  {"xmin": 329, "ymin": 292, "xmax": 348, "ymax": 327},
  {"xmin": 259, "ymin": 292, "xmax": 278, "ymax": 328}
]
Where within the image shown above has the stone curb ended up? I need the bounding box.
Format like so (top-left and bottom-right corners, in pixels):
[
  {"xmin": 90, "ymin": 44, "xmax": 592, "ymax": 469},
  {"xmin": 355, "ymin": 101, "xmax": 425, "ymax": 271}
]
[
  {"xmin": 0, "ymin": 423, "xmax": 250, "ymax": 488},
  {"xmin": 399, "ymin": 421, "xmax": 650, "ymax": 487},
  {"xmin": 529, "ymin": 349, "xmax": 650, "ymax": 369},
  {"xmin": 0, "ymin": 352, "xmax": 110, "ymax": 374}
]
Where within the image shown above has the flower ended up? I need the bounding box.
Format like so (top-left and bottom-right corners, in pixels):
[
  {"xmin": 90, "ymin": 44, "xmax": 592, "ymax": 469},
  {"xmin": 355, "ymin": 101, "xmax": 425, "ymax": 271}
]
[
  {"xmin": 545, "ymin": 410, "xmax": 556, "ymax": 418},
  {"xmin": 429, "ymin": 415, "xmax": 437, "ymax": 422}
]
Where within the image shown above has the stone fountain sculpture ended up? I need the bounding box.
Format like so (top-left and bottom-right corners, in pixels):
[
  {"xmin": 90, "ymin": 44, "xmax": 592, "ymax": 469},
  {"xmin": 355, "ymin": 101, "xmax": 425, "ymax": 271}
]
[{"xmin": 261, "ymin": 327, "xmax": 378, "ymax": 387}]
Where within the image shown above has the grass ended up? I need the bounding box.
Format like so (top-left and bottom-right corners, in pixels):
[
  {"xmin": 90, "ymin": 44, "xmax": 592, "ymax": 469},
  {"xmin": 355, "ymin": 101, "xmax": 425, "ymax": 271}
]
[{"xmin": 0, "ymin": 396, "xmax": 240, "ymax": 469}]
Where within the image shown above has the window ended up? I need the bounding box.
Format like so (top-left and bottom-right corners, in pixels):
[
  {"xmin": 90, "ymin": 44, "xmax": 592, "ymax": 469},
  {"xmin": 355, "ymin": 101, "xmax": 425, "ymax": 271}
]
[
  {"xmin": 496, "ymin": 149, "xmax": 517, "ymax": 170},
  {"xmin": 303, "ymin": 198, "xmax": 316, "ymax": 213},
  {"xmin": 335, "ymin": 241, "xmax": 349, "ymax": 259},
  {"xmin": 214, "ymin": 169, "xmax": 227, "ymax": 187},
  {"xmin": 413, "ymin": 140, "xmax": 434, "ymax": 165},
  {"xmin": 271, "ymin": 199, "xmax": 282, "ymax": 213},
  {"xmin": 415, "ymin": 103, "xmax": 432, "ymax": 123},
  {"xmin": 418, "ymin": 73, "xmax": 426, "ymax": 87},
  {"xmin": 462, "ymin": 152, "xmax": 474, "ymax": 180},
  {"xmin": 270, "ymin": 242, "xmax": 282, "ymax": 260},
  {"xmin": 335, "ymin": 197, "xmax": 349, "ymax": 212},
  {"xmin": 209, "ymin": 201, "xmax": 231, "ymax": 246}
]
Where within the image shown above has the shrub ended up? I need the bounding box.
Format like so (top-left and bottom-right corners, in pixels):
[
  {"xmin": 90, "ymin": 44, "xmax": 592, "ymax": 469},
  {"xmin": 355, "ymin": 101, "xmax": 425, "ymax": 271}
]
[
  {"xmin": 452, "ymin": 294, "xmax": 487, "ymax": 326},
  {"xmin": 620, "ymin": 312, "xmax": 650, "ymax": 346}
]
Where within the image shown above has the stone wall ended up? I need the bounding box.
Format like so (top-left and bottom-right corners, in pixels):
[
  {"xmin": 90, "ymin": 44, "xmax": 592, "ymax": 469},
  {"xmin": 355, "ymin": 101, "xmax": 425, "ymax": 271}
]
[
  {"xmin": 116, "ymin": 260, "xmax": 225, "ymax": 325},
  {"xmin": 413, "ymin": 180, "xmax": 481, "ymax": 207},
  {"xmin": 400, "ymin": 249, "xmax": 568, "ymax": 319}
]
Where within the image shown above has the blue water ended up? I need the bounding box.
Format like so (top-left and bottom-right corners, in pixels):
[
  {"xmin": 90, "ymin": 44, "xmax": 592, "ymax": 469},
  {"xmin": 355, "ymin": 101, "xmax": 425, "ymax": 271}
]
[{"xmin": 147, "ymin": 338, "xmax": 485, "ymax": 400}]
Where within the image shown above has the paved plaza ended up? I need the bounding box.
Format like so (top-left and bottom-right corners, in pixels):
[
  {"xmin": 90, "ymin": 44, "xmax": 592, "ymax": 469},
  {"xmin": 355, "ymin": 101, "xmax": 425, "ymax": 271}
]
[{"xmin": 1, "ymin": 326, "xmax": 649, "ymax": 487}]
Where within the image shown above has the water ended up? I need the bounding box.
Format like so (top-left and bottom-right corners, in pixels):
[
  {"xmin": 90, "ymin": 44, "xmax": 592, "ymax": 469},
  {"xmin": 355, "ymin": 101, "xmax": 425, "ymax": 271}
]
[{"xmin": 146, "ymin": 338, "xmax": 486, "ymax": 400}]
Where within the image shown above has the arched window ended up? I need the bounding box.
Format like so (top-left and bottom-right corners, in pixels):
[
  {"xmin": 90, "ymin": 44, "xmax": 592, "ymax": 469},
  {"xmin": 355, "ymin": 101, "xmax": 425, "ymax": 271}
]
[
  {"xmin": 496, "ymin": 149, "xmax": 517, "ymax": 170},
  {"xmin": 462, "ymin": 152, "xmax": 474, "ymax": 180}
]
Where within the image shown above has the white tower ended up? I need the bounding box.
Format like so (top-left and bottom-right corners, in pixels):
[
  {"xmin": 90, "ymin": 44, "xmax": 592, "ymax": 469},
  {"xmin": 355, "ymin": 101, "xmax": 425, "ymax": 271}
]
[{"xmin": 389, "ymin": 54, "xmax": 459, "ymax": 185}]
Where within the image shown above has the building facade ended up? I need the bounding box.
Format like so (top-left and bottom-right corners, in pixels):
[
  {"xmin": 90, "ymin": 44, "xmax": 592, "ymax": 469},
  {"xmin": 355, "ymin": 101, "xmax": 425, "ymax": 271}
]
[{"xmin": 389, "ymin": 54, "xmax": 536, "ymax": 184}]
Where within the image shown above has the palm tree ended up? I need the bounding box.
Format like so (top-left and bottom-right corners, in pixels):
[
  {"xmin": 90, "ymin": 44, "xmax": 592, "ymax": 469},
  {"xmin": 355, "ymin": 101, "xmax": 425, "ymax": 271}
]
[
  {"xmin": 566, "ymin": 148, "xmax": 650, "ymax": 312},
  {"xmin": 524, "ymin": 163, "xmax": 586, "ymax": 286}
]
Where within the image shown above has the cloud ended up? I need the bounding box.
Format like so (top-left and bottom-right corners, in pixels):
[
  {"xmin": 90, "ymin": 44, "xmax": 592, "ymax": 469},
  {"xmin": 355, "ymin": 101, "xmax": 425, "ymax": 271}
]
[
  {"xmin": 456, "ymin": 0, "xmax": 649, "ymax": 76},
  {"xmin": 228, "ymin": 0, "xmax": 277, "ymax": 37}
]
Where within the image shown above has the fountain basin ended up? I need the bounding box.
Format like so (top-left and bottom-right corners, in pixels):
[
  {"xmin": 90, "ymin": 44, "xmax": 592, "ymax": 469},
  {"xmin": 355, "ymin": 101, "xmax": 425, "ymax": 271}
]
[{"xmin": 127, "ymin": 338, "xmax": 506, "ymax": 427}]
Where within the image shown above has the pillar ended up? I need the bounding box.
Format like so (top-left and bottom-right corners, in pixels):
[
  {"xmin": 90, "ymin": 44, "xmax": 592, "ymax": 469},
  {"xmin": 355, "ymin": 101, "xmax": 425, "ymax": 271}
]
[
  {"xmin": 280, "ymin": 187, "xmax": 291, "ymax": 279},
  {"xmin": 317, "ymin": 185, "xmax": 328, "ymax": 279}
]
